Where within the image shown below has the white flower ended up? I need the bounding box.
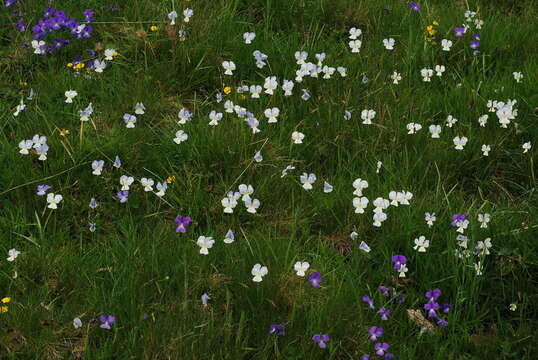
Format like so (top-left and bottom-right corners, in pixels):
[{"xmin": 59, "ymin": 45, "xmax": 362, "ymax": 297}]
[
  {"xmin": 221, "ymin": 196, "xmax": 238, "ymax": 213},
  {"xmin": 398, "ymin": 263, "xmax": 408, "ymax": 278},
  {"xmin": 123, "ymin": 113, "xmax": 137, "ymax": 128},
  {"xmin": 155, "ymin": 182, "xmax": 168, "ymax": 197},
  {"xmin": 359, "ymin": 241, "xmax": 371, "ymax": 252},
  {"xmin": 291, "ymin": 131, "xmax": 305, "ymax": 144},
  {"xmin": 263, "ymin": 76, "xmax": 278, "ymax": 95},
  {"xmin": 406, "ymin": 122, "xmax": 422, "ymax": 134},
  {"xmin": 7, "ymin": 248, "xmax": 21, "ymax": 262},
  {"xmin": 31, "ymin": 40, "xmax": 46, "ymax": 55},
  {"xmin": 264, "ymin": 107, "xmax": 280, "ymax": 123},
  {"xmin": 183, "ymin": 8, "xmax": 193, "ymax": 22},
  {"xmin": 373, "ymin": 211, "xmax": 387, "ymax": 227},
  {"xmin": 353, "ymin": 197, "xmax": 369, "ymax": 214},
  {"xmin": 455, "ymin": 219, "xmax": 469, "ymax": 233},
  {"xmin": 522, "ymin": 142, "xmax": 531, "ymax": 153},
  {"xmin": 223, "ymin": 229, "xmax": 235, "ymax": 244},
  {"xmin": 315, "ymin": 53, "xmax": 326, "ymax": 66},
  {"xmin": 119, "ymin": 175, "xmax": 134, "ymax": 190},
  {"xmin": 245, "ymin": 198, "xmax": 260, "ymax": 214},
  {"xmin": 282, "ymin": 80, "xmax": 294, "ymax": 96},
  {"xmin": 301, "ymin": 89, "xmax": 311, "ymax": 101},
  {"xmin": 513, "ymin": 72, "xmax": 523, "ymax": 83},
  {"xmin": 429, "ymin": 125, "xmax": 442, "ymax": 138},
  {"xmin": 243, "ymin": 32, "xmax": 256, "ymax": 44},
  {"xmin": 73, "ymin": 317, "xmax": 83, "ymax": 329},
  {"xmin": 420, "ymin": 68, "xmax": 433, "ymax": 82},
  {"xmin": 65, "ymin": 90, "xmax": 78, "ymax": 103},
  {"xmin": 300, "ymin": 173, "xmax": 316, "ymax": 190},
  {"xmin": 93, "ymin": 59, "xmax": 107, "ymax": 73},
  {"xmin": 168, "ymin": 10, "xmax": 178, "ymax": 25},
  {"xmin": 481, "ymin": 144, "xmax": 491, "ymax": 156},
  {"xmin": 441, "ymin": 39, "xmax": 453, "ymax": 51},
  {"xmin": 238, "ymin": 184, "xmax": 254, "ymax": 201},
  {"xmin": 79, "ymin": 103, "xmax": 93, "ymax": 122},
  {"xmin": 18, "ymin": 139, "xmax": 33, "ymax": 154},
  {"xmin": 178, "ymin": 108, "xmax": 193, "ymax": 124},
  {"xmin": 388, "ymin": 191, "xmax": 403, "ymax": 206},
  {"xmin": 401, "ymin": 191, "xmax": 413, "ymax": 205},
  {"xmin": 140, "ymin": 178, "xmax": 154, "ymax": 192},
  {"xmin": 509, "ymin": 303, "xmax": 517, "ymax": 311},
  {"xmin": 251, "ymin": 263, "xmax": 268, "ymax": 282},
  {"xmin": 349, "ymin": 27, "xmax": 362, "ymax": 39},
  {"xmin": 457, "ymin": 235, "xmax": 469, "ymax": 249},
  {"xmin": 390, "ymin": 71, "xmax": 402, "ymax": 84},
  {"xmin": 373, "ymin": 197, "xmax": 390, "ymax": 212},
  {"xmin": 474, "ymin": 18, "xmax": 484, "ymax": 29},
  {"xmin": 337, "ymin": 67, "xmax": 347, "ymax": 77},
  {"xmin": 134, "ymin": 102, "xmax": 145, "ymax": 115},
  {"xmin": 104, "ymin": 48, "xmax": 117, "ymax": 60},
  {"xmin": 295, "ymin": 50, "xmax": 308, "ymax": 64},
  {"xmin": 254, "ymin": 151, "xmax": 263, "ymax": 162},
  {"xmin": 13, "ymin": 98, "xmax": 26, "ymax": 116},
  {"xmin": 474, "ymin": 261, "xmax": 483, "ymax": 275},
  {"xmin": 209, "ymin": 110, "xmax": 222, "ymax": 126},
  {"xmin": 281, "ymin": 165, "xmax": 295, "ymax": 177},
  {"xmin": 197, "ymin": 236, "xmax": 214, "ymax": 255},
  {"xmin": 46, "ymin": 193, "xmax": 63, "ymax": 209},
  {"xmin": 446, "ymin": 115, "xmax": 458, "ymax": 128},
  {"xmin": 173, "ymin": 130, "xmax": 188, "ymax": 144},
  {"xmin": 435, "ymin": 65, "xmax": 445, "ymax": 77},
  {"xmin": 478, "ymin": 114, "xmax": 488, "ymax": 127},
  {"xmin": 453, "ymin": 136, "xmax": 468, "ymax": 150},
  {"xmin": 250, "ymin": 85, "xmax": 262, "ymax": 98},
  {"xmin": 382, "ymin": 38, "xmax": 395, "ymax": 50},
  {"xmin": 91, "ymin": 160, "xmax": 104, "ymax": 175},
  {"xmin": 475, "ymin": 238, "xmax": 492, "ymax": 256},
  {"xmin": 222, "ymin": 61, "xmax": 236, "ymax": 75},
  {"xmin": 352, "ymin": 178, "xmax": 368, "ymax": 196},
  {"xmin": 361, "ymin": 109, "xmax": 376, "ymax": 125},
  {"xmin": 323, "ymin": 181, "xmax": 333, "ymax": 193},
  {"xmin": 294, "ymin": 261, "xmax": 310, "ymax": 276},
  {"xmin": 349, "ymin": 39, "xmax": 362, "ymax": 53},
  {"xmin": 478, "ymin": 213, "xmax": 491, "ymax": 228},
  {"xmin": 413, "ymin": 236, "xmax": 430, "ymax": 252},
  {"xmin": 425, "ymin": 212, "xmax": 436, "ymax": 227},
  {"xmin": 322, "ymin": 65, "xmax": 335, "ymax": 79}
]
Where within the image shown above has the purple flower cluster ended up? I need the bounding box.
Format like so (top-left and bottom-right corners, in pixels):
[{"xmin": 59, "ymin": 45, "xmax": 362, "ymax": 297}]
[
  {"xmin": 424, "ymin": 288, "xmax": 452, "ymax": 327},
  {"xmin": 453, "ymin": 27, "xmax": 481, "ymax": 55},
  {"xmin": 362, "ymin": 326, "xmax": 394, "ymax": 359},
  {"xmin": 5, "ymin": 0, "xmax": 28, "ymax": 32}
]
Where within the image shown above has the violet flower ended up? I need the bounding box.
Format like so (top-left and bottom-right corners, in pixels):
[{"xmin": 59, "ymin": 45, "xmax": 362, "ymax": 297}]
[
  {"xmin": 312, "ymin": 334, "xmax": 330, "ymax": 349},
  {"xmin": 374, "ymin": 342, "xmax": 389, "ymax": 356},
  {"xmin": 470, "ymin": 40, "xmax": 480, "ymax": 49},
  {"xmin": 117, "ymin": 190, "xmax": 129, "ymax": 203},
  {"xmin": 361, "ymin": 355, "xmax": 370, "ymax": 360},
  {"xmin": 425, "ymin": 288, "xmax": 441, "ymax": 301},
  {"xmin": 424, "ymin": 300, "xmax": 439, "ymax": 318},
  {"xmin": 368, "ymin": 326, "xmax": 384, "ymax": 341},
  {"xmin": 36, "ymin": 184, "xmax": 52, "ymax": 196},
  {"xmin": 308, "ymin": 272, "xmax": 323, "ymax": 287},
  {"xmin": 99, "ymin": 314, "xmax": 116, "ymax": 329},
  {"xmin": 362, "ymin": 295, "xmax": 375, "ymax": 309},
  {"xmin": 391, "ymin": 254, "xmax": 407, "ymax": 270},
  {"xmin": 454, "ymin": 27, "xmax": 465, "ymax": 37},
  {"xmin": 377, "ymin": 307, "xmax": 391, "ymax": 321},
  {"xmin": 379, "ymin": 286, "xmax": 392, "ymax": 297},
  {"xmin": 442, "ymin": 304, "xmax": 453, "ymax": 314},
  {"xmin": 269, "ymin": 324, "xmax": 285, "ymax": 335},
  {"xmin": 408, "ymin": 2, "xmax": 420, "ymax": 12},
  {"xmin": 174, "ymin": 215, "xmax": 191, "ymax": 233},
  {"xmin": 450, "ymin": 214, "xmax": 467, "ymax": 226}
]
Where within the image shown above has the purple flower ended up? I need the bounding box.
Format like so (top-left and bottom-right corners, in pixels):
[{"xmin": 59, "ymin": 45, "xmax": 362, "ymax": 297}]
[
  {"xmin": 117, "ymin": 190, "xmax": 129, "ymax": 203},
  {"xmin": 269, "ymin": 324, "xmax": 285, "ymax": 335},
  {"xmin": 368, "ymin": 326, "xmax": 384, "ymax": 341},
  {"xmin": 308, "ymin": 272, "xmax": 323, "ymax": 287},
  {"xmin": 379, "ymin": 286, "xmax": 392, "ymax": 297},
  {"xmin": 397, "ymin": 294, "xmax": 405, "ymax": 304},
  {"xmin": 425, "ymin": 288, "xmax": 441, "ymax": 301},
  {"xmin": 470, "ymin": 40, "xmax": 480, "ymax": 49},
  {"xmin": 454, "ymin": 27, "xmax": 465, "ymax": 37},
  {"xmin": 408, "ymin": 2, "xmax": 420, "ymax": 12},
  {"xmin": 442, "ymin": 304, "xmax": 453, "ymax": 314},
  {"xmin": 174, "ymin": 215, "xmax": 191, "ymax": 233},
  {"xmin": 384, "ymin": 354, "xmax": 395, "ymax": 359},
  {"xmin": 98, "ymin": 314, "xmax": 116, "ymax": 329},
  {"xmin": 391, "ymin": 255, "xmax": 407, "ymax": 270},
  {"xmin": 361, "ymin": 355, "xmax": 371, "ymax": 360},
  {"xmin": 424, "ymin": 300, "xmax": 439, "ymax": 318},
  {"xmin": 450, "ymin": 214, "xmax": 467, "ymax": 226},
  {"xmin": 362, "ymin": 295, "xmax": 375, "ymax": 309},
  {"xmin": 83, "ymin": 9, "xmax": 95, "ymax": 22},
  {"xmin": 36, "ymin": 184, "xmax": 52, "ymax": 196},
  {"xmin": 473, "ymin": 33, "xmax": 481, "ymax": 41},
  {"xmin": 377, "ymin": 307, "xmax": 391, "ymax": 321},
  {"xmin": 375, "ymin": 342, "xmax": 390, "ymax": 356},
  {"xmin": 437, "ymin": 318, "xmax": 448, "ymax": 327},
  {"xmin": 14, "ymin": 19, "xmax": 27, "ymax": 32},
  {"xmin": 312, "ymin": 334, "xmax": 330, "ymax": 349}
]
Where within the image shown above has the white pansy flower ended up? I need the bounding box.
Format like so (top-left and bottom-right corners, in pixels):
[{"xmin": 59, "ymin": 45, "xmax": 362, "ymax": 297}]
[
  {"xmin": 294, "ymin": 261, "xmax": 310, "ymax": 277},
  {"xmin": 197, "ymin": 236, "xmax": 214, "ymax": 255},
  {"xmin": 251, "ymin": 263, "xmax": 268, "ymax": 282}
]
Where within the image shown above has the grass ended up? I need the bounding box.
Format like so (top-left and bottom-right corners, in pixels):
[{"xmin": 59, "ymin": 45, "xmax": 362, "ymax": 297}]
[{"xmin": 0, "ymin": 0, "xmax": 537, "ymax": 358}]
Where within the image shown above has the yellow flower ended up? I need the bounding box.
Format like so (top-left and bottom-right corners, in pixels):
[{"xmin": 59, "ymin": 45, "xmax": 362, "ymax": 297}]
[
  {"xmin": 166, "ymin": 175, "xmax": 175, "ymax": 184},
  {"xmin": 2, "ymin": 297, "xmax": 11, "ymax": 304},
  {"xmin": 0, "ymin": 306, "xmax": 7, "ymax": 313},
  {"xmin": 223, "ymin": 86, "xmax": 232, "ymax": 95},
  {"xmin": 426, "ymin": 25, "xmax": 437, "ymax": 36},
  {"xmin": 67, "ymin": 63, "xmax": 73, "ymax": 68},
  {"xmin": 432, "ymin": 21, "xmax": 439, "ymax": 26},
  {"xmin": 150, "ymin": 25, "xmax": 158, "ymax": 32},
  {"xmin": 59, "ymin": 129, "xmax": 70, "ymax": 136},
  {"xmin": 113, "ymin": 51, "xmax": 119, "ymax": 57},
  {"xmin": 179, "ymin": 36, "xmax": 186, "ymax": 42},
  {"xmin": 19, "ymin": 81, "xmax": 28, "ymax": 86}
]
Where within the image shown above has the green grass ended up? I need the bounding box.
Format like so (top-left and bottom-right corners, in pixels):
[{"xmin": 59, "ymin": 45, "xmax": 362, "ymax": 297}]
[{"xmin": 0, "ymin": 0, "xmax": 537, "ymax": 358}]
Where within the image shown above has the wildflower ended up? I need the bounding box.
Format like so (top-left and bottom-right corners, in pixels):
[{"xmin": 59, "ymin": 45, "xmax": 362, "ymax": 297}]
[
  {"xmin": 474, "ymin": 18, "xmax": 484, "ymax": 29},
  {"xmin": 323, "ymin": 181, "xmax": 333, "ymax": 193},
  {"xmin": 349, "ymin": 27, "xmax": 362, "ymax": 39},
  {"xmin": 269, "ymin": 324, "xmax": 285, "ymax": 335},
  {"xmin": 264, "ymin": 107, "xmax": 280, "ymax": 123},
  {"xmin": 390, "ymin": 71, "xmax": 402, "ymax": 84},
  {"xmin": 522, "ymin": 142, "xmax": 532, "ymax": 153},
  {"xmin": 249, "ymin": 85, "xmax": 262, "ymax": 98},
  {"xmin": 420, "ymin": 68, "xmax": 433, "ymax": 82},
  {"xmin": 245, "ymin": 198, "xmax": 260, "ymax": 214},
  {"xmin": 173, "ymin": 130, "xmax": 188, "ymax": 144},
  {"xmin": 424, "ymin": 300, "xmax": 439, "ymax": 317},
  {"xmin": 282, "ymin": 80, "xmax": 294, "ymax": 96},
  {"xmin": 243, "ymin": 32, "xmax": 256, "ymax": 44},
  {"xmin": 178, "ymin": 29, "xmax": 187, "ymax": 41},
  {"xmin": 426, "ymin": 25, "xmax": 437, "ymax": 36},
  {"xmin": 413, "ymin": 236, "xmax": 430, "ymax": 252},
  {"xmin": 133, "ymin": 102, "xmax": 145, "ymax": 115},
  {"xmin": 407, "ymin": 122, "xmax": 422, "ymax": 134},
  {"xmin": 391, "ymin": 255, "xmax": 407, "ymax": 270},
  {"xmin": 223, "ymin": 229, "xmax": 235, "ymax": 244},
  {"xmin": 453, "ymin": 136, "xmax": 468, "ymax": 150},
  {"xmin": 168, "ymin": 10, "xmax": 178, "ymax": 25},
  {"xmin": 222, "ymin": 61, "xmax": 236, "ymax": 75},
  {"xmin": 312, "ymin": 334, "xmax": 330, "ymax": 349},
  {"xmin": 424, "ymin": 212, "xmax": 436, "ymax": 227},
  {"xmin": 408, "ymin": 2, "xmax": 420, "ymax": 12},
  {"xmin": 200, "ymin": 293, "xmax": 210, "ymax": 306},
  {"xmin": 446, "ymin": 115, "xmax": 458, "ymax": 127},
  {"xmin": 300, "ymin": 173, "xmax": 316, "ymax": 190},
  {"xmin": 361, "ymin": 109, "xmax": 376, "ymax": 125},
  {"xmin": 475, "ymin": 261, "xmax": 483, "ymax": 275},
  {"xmin": 208, "ymin": 110, "xmax": 222, "ymax": 126},
  {"xmin": 373, "ymin": 211, "xmax": 388, "ymax": 227},
  {"xmin": 382, "ymin": 38, "xmax": 395, "ymax": 50},
  {"xmin": 441, "ymin": 39, "xmax": 453, "ymax": 51},
  {"xmin": 99, "ymin": 315, "xmax": 116, "ymax": 330},
  {"xmin": 104, "ymin": 49, "xmax": 117, "ymax": 60},
  {"xmin": 89, "ymin": 197, "xmax": 98, "ymax": 209},
  {"xmin": 470, "ymin": 40, "xmax": 480, "ymax": 50},
  {"xmin": 481, "ymin": 144, "xmax": 491, "ymax": 156},
  {"xmin": 337, "ymin": 67, "xmax": 347, "ymax": 77},
  {"xmin": 123, "ymin": 113, "xmax": 137, "ymax": 128},
  {"xmin": 254, "ymin": 151, "xmax": 263, "ymax": 162},
  {"xmin": 301, "ymin": 89, "xmax": 311, "ymax": 101},
  {"xmin": 221, "ymin": 195, "xmax": 238, "ymax": 214},
  {"xmin": 362, "ymin": 295, "xmax": 375, "ymax": 309},
  {"xmin": 478, "ymin": 114, "xmax": 488, "ymax": 127},
  {"xmin": 174, "ymin": 216, "xmax": 191, "ymax": 233},
  {"xmin": 89, "ymin": 222, "xmax": 96, "ymax": 232},
  {"xmin": 253, "ymin": 50, "xmax": 268, "ymax": 68},
  {"xmin": 308, "ymin": 272, "xmax": 323, "ymax": 287},
  {"xmin": 294, "ymin": 261, "xmax": 310, "ymax": 276},
  {"xmin": 36, "ymin": 185, "xmax": 52, "ymax": 196},
  {"xmin": 117, "ymin": 190, "xmax": 129, "ymax": 203},
  {"xmin": 454, "ymin": 27, "xmax": 465, "ymax": 37},
  {"xmin": 13, "ymin": 99, "xmax": 26, "ymax": 116},
  {"xmin": 155, "ymin": 182, "xmax": 167, "ymax": 197},
  {"xmin": 291, "ymin": 131, "xmax": 305, "ymax": 144},
  {"xmin": 46, "ymin": 193, "xmax": 63, "ymax": 209},
  {"xmin": 509, "ymin": 303, "xmax": 517, "ymax": 311},
  {"xmin": 475, "ymin": 238, "xmax": 492, "ymax": 256},
  {"xmin": 251, "ymin": 263, "xmax": 268, "ymax": 282},
  {"xmin": 16, "ymin": 139, "xmax": 31, "ymax": 155},
  {"xmin": 91, "ymin": 160, "xmax": 104, "ymax": 175},
  {"xmin": 119, "ymin": 176, "xmax": 134, "ymax": 191},
  {"xmin": 64, "ymin": 90, "xmax": 77, "ymax": 103},
  {"xmin": 166, "ymin": 175, "xmax": 175, "ymax": 184},
  {"xmin": 7, "ymin": 249, "xmax": 20, "ymax": 262},
  {"xmin": 238, "ymin": 184, "xmax": 254, "ymax": 201},
  {"xmin": 349, "ymin": 39, "xmax": 362, "ymax": 53},
  {"xmin": 295, "ymin": 51, "xmax": 308, "ymax": 64},
  {"xmin": 377, "ymin": 307, "xmax": 391, "ymax": 320},
  {"xmin": 178, "ymin": 108, "xmax": 193, "ymax": 124},
  {"xmin": 140, "ymin": 178, "xmax": 154, "ymax": 192},
  {"xmin": 263, "ymin": 76, "xmax": 278, "ymax": 95},
  {"xmin": 73, "ymin": 317, "xmax": 83, "ymax": 329},
  {"xmin": 281, "ymin": 165, "xmax": 295, "ymax": 177},
  {"xmin": 362, "ymin": 74, "xmax": 369, "ymax": 83},
  {"xmin": 197, "ymin": 236, "xmax": 214, "ymax": 255},
  {"xmin": 435, "ymin": 65, "xmax": 445, "ymax": 77},
  {"xmin": 183, "ymin": 8, "xmax": 193, "ymax": 22},
  {"xmin": 150, "ymin": 25, "xmax": 158, "ymax": 31},
  {"xmin": 369, "ymin": 326, "xmax": 384, "ymax": 341}
]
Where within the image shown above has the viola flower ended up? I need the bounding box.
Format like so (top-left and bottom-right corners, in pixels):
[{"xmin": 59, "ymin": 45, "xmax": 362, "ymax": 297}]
[
  {"xmin": 382, "ymin": 38, "xmax": 395, "ymax": 50},
  {"xmin": 475, "ymin": 238, "xmax": 492, "ymax": 256},
  {"xmin": 390, "ymin": 71, "xmax": 402, "ymax": 84},
  {"xmin": 522, "ymin": 142, "xmax": 532, "ymax": 153},
  {"xmin": 301, "ymin": 89, "xmax": 311, "ymax": 101},
  {"xmin": 477, "ymin": 213, "xmax": 491, "ymax": 228},
  {"xmin": 93, "ymin": 60, "xmax": 106, "ymax": 73},
  {"xmin": 79, "ymin": 103, "xmax": 93, "ymax": 121},
  {"xmin": 197, "ymin": 236, "xmax": 215, "ymax": 255},
  {"xmin": 408, "ymin": 2, "xmax": 420, "ymax": 12},
  {"xmin": 375, "ymin": 343, "xmax": 390, "ymax": 356},
  {"xmin": 117, "ymin": 190, "xmax": 129, "ymax": 203},
  {"xmin": 264, "ymin": 107, "xmax": 280, "ymax": 123},
  {"xmin": 244, "ymin": 198, "xmax": 260, "ymax": 214},
  {"xmin": 251, "ymin": 263, "xmax": 268, "ymax": 282},
  {"xmin": 513, "ymin": 72, "xmax": 523, "ymax": 83},
  {"xmin": 222, "ymin": 61, "xmax": 236, "ymax": 75},
  {"xmin": 450, "ymin": 214, "xmax": 467, "ymax": 227},
  {"xmin": 73, "ymin": 317, "xmax": 83, "ymax": 329},
  {"xmin": 379, "ymin": 286, "xmax": 393, "ymax": 297},
  {"xmin": 36, "ymin": 185, "xmax": 52, "ymax": 196},
  {"xmin": 254, "ymin": 151, "xmax": 263, "ymax": 162},
  {"xmin": 349, "ymin": 27, "xmax": 362, "ymax": 39},
  {"xmin": 308, "ymin": 272, "xmax": 323, "ymax": 287},
  {"xmin": 359, "ymin": 241, "xmax": 371, "ymax": 252},
  {"xmin": 134, "ymin": 102, "xmax": 145, "ymax": 115},
  {"xmin": 46, "ymin": 193, "xmax": 63, "ymax": 209},
  {"xmin": 243, "ymin": 32, "xmax": 256, "ymax": 44},
  {"xmin": 183, "ymin": 8, "xmax": 193, "ymax": 22},
  {"xmin": 168, "ymin": 10, "xmax": 178, "ymax": 25},
  {"xmin": 177, "ymin": 108, "xmax": 193, "ymax": 124},
  {"xmin": 435, "ymin": 65, "xmax": 445, "ymax": 77},
  {"xmin": 425, "ymin": 288, "xmax": 441, "ymax": 301},
  {"xmin": 361, "ymin": 109, "xmax": 376, "ymax": 124},
  {"xmin": 391, "ymin": 255, "xmax": 407, "ymax": 271},
  {"xmin": 269, "ymin": 324, "xmax": 285, "ymax": 335},
  {"xmin": 312, "ymin": 334, "xmax": 330, "ymax": 349},
  {"xmin": 155, "ymin": 182, "xmax": 167, "ymax": 197},
  {"xmin": 475, "ymin": 261, "xmax": 483, "ymax": 275},
  {"xmin": 481, "ymin": 144, "xmax": 491, "ymax": 156},
  {"xmin": 13, "ymin": 99, "xmax": 26, "ymax": 117},
  {"xmin": 282, "ymin": 80, "xmax": 294, "ymax": 96},
  {"xmin": 454, "ymin": 27, "xmax": 465, "ymax": 37},
  {"xmin": 362, "ymin": 295, "xmax": 375, "ymax": 309},
  {"xmin": 300, "ymin": 173, "xmax": 316, "ymax": 190},
  {"xmin": 291, "ymin": 131, "xmax": 305, "ymax": 144},
  {"xmin": 442, "ymin": 304, "xmax": 454, "ymax": 314},
  {"xmin": 377, "ymin": 307, "xmax": 391, "ymax": 320},
  {"xmin": 104, "ymin": 49, "xmax": 117, "ymax": 61},
  {"xmin": 201, "ymin": 293, "xmax": 210, "ymax": 306},
  {"xmin": 420, "ymin": 68, "xmax": 433, "ymax": 82},
  {"xmin": 119, "ymin": 175, "xmax": 134, "ymax": 190},
  {"xmin": 470, "ymin": 40, "xmax": 480, "ymax": 50},
  {"xmin": 441, "ymin": 39, "xmax": 453, "ymax": 51},
  {"xmin": 123, "ymin": 113, "xmax": 137, "ymax": 128},
  {"xmin": 89, "ymin": 197, "xmax": 98, "ymax": 209},
  {"xmin": 406, "ymin": 122, "xmax": 422, "ymax": 134},
  {"xmin": 173, "ymin": 130, "xmax": 188, "ymax": 144},
  {"xmin": 64, "ymin": 90, "xmax": 77, "ymax": 103},
  {"xmin": 223, "ymin": 229, "xmax": 235, "ymax": 244},
  {"xmin": 349, "ymin": 39, "xmax": 363, "ymax": 53},
  {"xmin": 174, "ymin": 216, "xmax": 191, "ymax": 233},
  {"xmin": 413, "ymin": 236, "xmax": 430, "ymax": 252},
  {"xmin": 249, "ymin": 85, "xmax": 262, "ymax": 98},
  {"xmin": 7, "ymin": 248, "xmax": 20, "ymax": 262},
  {"xmin": 368, "ymin": 326, "xmax": 384, "ymax": 341},
  {"xmin": 424, "ymin": 212, "xmax": 436, "ymax": 227},
  {"xmin": 337, "ymin": 66, "xmax": 347, "ymax": 77},
  {"xmin": 253, "ymin": 50, "xmax": 268, "ymax": 68},
  {"xmin": 453, "ymin": 136, "xmax": 468, "ymax": 150},
  {"xmin": 91, "ymin": 160, "xmax": 104, "ymax": 175},
  {"xmin": 99, "ymin": 315, "xmax": 116, "ymax": 329},
  {"xmin": 294, "ymin": 261, "xmax": 310, "ymax": 276},
  {"xmin": 89, "ymin": 222, "xmax": 96, "ymax": 232},
  {"xmin": 424, "ymin": 300, "xmax": 439, "ymax": 317},
  {"xmin": 140, "ymin": 178, "xmax": 154, "ymax": 192},
  {"xmin": 323, "ymin": 181, "xmax": 333, "ymax": 193},
  {"xmin": 509, "ymin": 303, "xmax": 517, "ymax": 311},
  {"xmin": 263, "ymin": 76, "xmax": 278, "ymax": 95}
]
